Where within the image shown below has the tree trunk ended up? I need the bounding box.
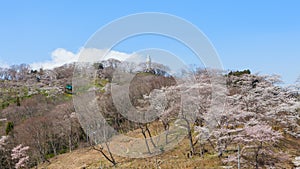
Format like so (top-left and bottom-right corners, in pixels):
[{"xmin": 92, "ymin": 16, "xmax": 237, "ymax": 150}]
[
  {"xmin": 255, "ymin": 142, "xmax": 262, "ymax": 169},
  {"xmin": 163, "ymin": 122, "xmax": 169, "ymax": 144},
  {"xmin": 181, "ymin": 117, "xmax": 195, "ymax": 156},
  {"xmin": 145, "ymin": 124, "xmax": 156, "ymax": 148},
  {"xmin": 165, "ymin": 129, "xmax": 169, "ymax": 145},
  {"xmin": 255, "ymin": 151, "xmax": 259, "ymax": 169},
  {"xmin": 69, "ymin": 122, "xmax": 72, "ymax": 152},
  {"xmin": 93, "ymin": 144, "xmax": 117, "ymax": 166},
  {"xmin": 105, "ymin": 142, "xmax": 117, "ymax": 166},
  {"xmin": 69, "ymin": 135, "xmax": 72, "ymax": 152},
  {"xmin": 199, "ymin": 143, "xmax": 203, "ymax": 158},
  {"xmin": 140, "ymin": 125, "xmax": 151, "ymax": 154},
  {"xmin": 187, "ymin": 124, "xmax": 195, "ymax": 155},
  {"xmin": 49, "ymin": 138, "xmax": 57, "ymax": 156}
]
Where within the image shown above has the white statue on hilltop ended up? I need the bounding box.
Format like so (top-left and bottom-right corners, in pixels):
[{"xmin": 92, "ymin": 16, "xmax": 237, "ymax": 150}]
[{"xmin": 146, "ymin": 55, "xmax": 151, "ymax": 70}]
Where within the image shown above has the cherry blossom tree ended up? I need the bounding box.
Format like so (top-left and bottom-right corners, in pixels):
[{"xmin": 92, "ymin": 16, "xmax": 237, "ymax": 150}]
[
  {"xmin": 195, "ymin": 92, "xmax": 254, "ymax": 158},
  {"xmin": 288, "ymin": 75, "xmax": 300, "ymax": 97},
  {"xmin": 11, "ymin": 144, "xmax": 30, "ymax": 169},
  {"xmin": 192, "ymin": 73, "xmax": 296, "ymax": 167},
  {"xmin": 0, "ymin": 135, "xmax": 14, "ymax": 168},
  {"xmin": 0, "ymin": 135, "xmax": 8, "ymax": 150},
  {"xmin": 227, "ymin": 73, "xmax": 299, "ymax": 130},
  {"xmin": 218, "ymin": 73, "xmax": 296, "ymax": 168},
  {"xmin": 223, "ymin": 119, "xmax": 287, "ymax": 169},
  {"xmin": 194, "ymin": 126, "xmax": 210, "ymax": 157},
  {"xmin": 144, "ymin": 87, "xmax": 180, "ymax": 145}
]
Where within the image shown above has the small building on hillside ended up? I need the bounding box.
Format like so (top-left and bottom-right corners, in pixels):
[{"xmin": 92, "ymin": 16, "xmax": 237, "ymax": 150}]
[{"xmin": 65, "ymin": 84, "xmax": 73, "ymax": 94}]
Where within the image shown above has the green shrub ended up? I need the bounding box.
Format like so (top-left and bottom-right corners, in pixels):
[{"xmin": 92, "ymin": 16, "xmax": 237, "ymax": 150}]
[
  {"xmin": 5, "ymin": 121, "xmax": 14, "ymax": 135},
  {"xmin": 59, "ymin": 148, "xmax": 68, "ymax": 154},
  {"xmin": 228, "ymin": 69, "xmax": 251, "ymax": 76},
  {"xmin": 16, "ymin": 97, "xmax": 21, "ymax": 106},
  {"xmin": 1, "ymin": 102, "xmax": 9, "ymax": 109},
  {"xmin": 46, "ymin": 153, "xmax": 55, "ymax": 159}
]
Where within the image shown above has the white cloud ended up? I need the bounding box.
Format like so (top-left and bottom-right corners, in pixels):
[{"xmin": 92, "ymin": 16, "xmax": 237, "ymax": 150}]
[
  {"xmin": 31, "ymin": 48, "xmax": 78, "ymax": 70},
  {"xmin": 77, "ymin": 48, "xmax": 143, "ymax": 63},
  {"xmin": 30, "ymin": 48, "xmax": 143, "ymax": 70}
]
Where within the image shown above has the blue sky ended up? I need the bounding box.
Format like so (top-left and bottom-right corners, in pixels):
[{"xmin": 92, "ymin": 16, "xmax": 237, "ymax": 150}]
[{"xmin": 0, "ymin": 1, "xmax": 299, "ymax": 84}]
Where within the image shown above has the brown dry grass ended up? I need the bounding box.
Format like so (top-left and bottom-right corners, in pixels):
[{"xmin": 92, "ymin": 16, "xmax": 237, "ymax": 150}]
[
  {"xmin": 37, "ymin": 138, "xmax": 222, "ymax": 169},
  {"xmin": 37, "ymin": 121, "xmax": 221, "ymax": 169},
  {"xmin": 36, "ymin": 120, "xmax": 300, "ymax": 169},
  {"xmin": 36, "ymin": 133, "xmax": 300, "ymax": 169},
  {"xmin": 38, "ymin": 131, "xmax": 300, "ymax": 169}
]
